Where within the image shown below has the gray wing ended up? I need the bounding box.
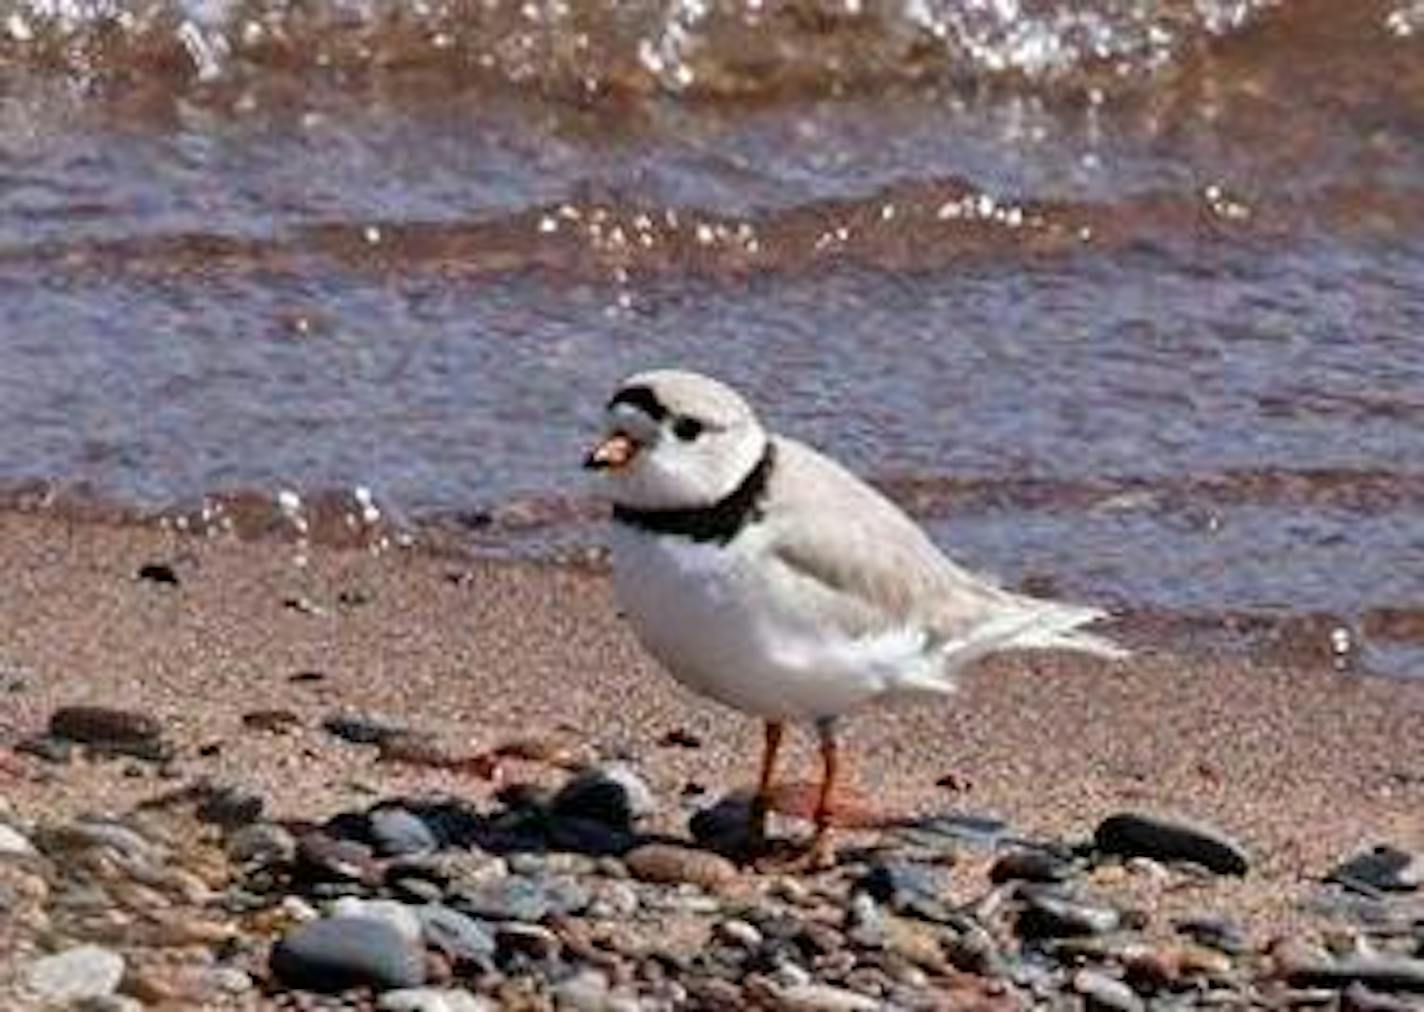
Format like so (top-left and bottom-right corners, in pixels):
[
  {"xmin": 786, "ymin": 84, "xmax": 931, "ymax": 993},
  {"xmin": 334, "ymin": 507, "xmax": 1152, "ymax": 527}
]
[{"xmin": 759, "ymin": 437, "xmax": 1020, "ymax": 641}]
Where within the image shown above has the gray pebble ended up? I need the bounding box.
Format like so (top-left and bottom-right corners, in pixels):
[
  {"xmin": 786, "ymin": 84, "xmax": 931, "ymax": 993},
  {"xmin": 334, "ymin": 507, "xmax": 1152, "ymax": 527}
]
[
  {"xmin": 417, "ymin": 904, "xmax": 496, "ymax": 969},
  {"xmin": 270, "ymin": 916, "xmax": 427, "ymax": 992},
  {"xmin": 1073, "ymin": 969, "xmax": 1145, "ymax": 1012},
  {"xmin": 226, "ymin": 822, "xmax": 297, "ymax": 865},
  {"xmin": 1285, "ymin": 954, "xmax": 1424, "ymax": 993},
  {"xmin": 370, "ymin": 807, "xmax": 440, "ymax": 857},
  {"xmin": 332, "ymin": 897, "xmax": 424, "ymax": 944},
  {"xmin": 25, "ymin": 945, "xmax": 126, "ymax": 1003},
  {"xmin": 1329, "ymin": 845, "xmax": 1424, "ymax": 893}
]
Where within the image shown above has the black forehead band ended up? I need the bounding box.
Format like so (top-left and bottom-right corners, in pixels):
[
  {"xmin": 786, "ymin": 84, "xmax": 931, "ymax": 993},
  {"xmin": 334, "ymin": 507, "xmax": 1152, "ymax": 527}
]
[{"xmin": 607, "ymin": 384, "xmax": 669, "ymax": 422}]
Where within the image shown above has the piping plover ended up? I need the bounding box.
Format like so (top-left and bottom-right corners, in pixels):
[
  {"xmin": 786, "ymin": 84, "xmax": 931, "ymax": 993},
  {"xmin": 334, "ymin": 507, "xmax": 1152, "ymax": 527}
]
[{"xmin": 585, "ymin": 369, "xmax": 1126, "ymax": 865}]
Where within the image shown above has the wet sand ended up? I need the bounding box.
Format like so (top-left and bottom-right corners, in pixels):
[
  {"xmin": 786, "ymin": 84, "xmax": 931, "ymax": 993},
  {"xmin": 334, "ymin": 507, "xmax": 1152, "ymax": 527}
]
[{"xmin": 2, "ymin": 505, "xmax": 1421, "ymax": 944}]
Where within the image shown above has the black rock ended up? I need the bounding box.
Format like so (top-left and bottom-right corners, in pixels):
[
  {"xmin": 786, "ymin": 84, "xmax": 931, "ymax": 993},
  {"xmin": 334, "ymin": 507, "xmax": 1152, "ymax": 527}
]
[
  {"xmin": 1329, "ymin": 846, "xmax": 1423, "ymax": 894},
  {"xmin": 550, "ymin": 763, "xmax": 655, "ymax": 831},
  {"xmin": 1016, "ymin": 886, "xmax": 1120, "ymax": 939},
  {"xmin": 269, "ymin": 916, "xmax": 426, "ymax": 992},
  {"xmin": 689, "ymin": 793, "xmax": 758, "ymax": 857},
  {"xmin": 368, "ymin": 807, "xmax": 439, "ymax": 857},
  {"xmin": 545, "ymin": 815, "xmax": 638, "ymax": 856},
  {"xmin": 50, "ymin": 706, "xmax": 162, "ymax": 746},
  {"xmin": 417, "ymin": 904, "xmax": 496, "ymax": 971},
  {"xmin": 322, "ymin": 713, "xmax": 408, "ymax": 747},
  {"xmin": 137, "ymin": 562, "xmax": 180, "ymax": 585},
  {"xmin": 1094, "ymin": 812, "xmax": 1250, "ymax": 876}
]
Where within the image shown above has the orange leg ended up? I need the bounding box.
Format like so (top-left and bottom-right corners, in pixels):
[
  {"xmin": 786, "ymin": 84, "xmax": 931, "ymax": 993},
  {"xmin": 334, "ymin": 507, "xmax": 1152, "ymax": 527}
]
[
  {"xmin": 750, "ymin": 720, "xmax": 784, "ymax": 849},
  {"xmin": 807, "ymin": 718, "xmax": 840, "ymax": 868}
]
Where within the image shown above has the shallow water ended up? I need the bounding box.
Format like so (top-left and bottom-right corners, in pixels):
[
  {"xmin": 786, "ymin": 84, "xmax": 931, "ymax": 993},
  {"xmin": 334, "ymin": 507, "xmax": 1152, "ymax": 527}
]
[{"xmin": 1, "ymin": 0, "xmax": 1423, "ymax": 672}]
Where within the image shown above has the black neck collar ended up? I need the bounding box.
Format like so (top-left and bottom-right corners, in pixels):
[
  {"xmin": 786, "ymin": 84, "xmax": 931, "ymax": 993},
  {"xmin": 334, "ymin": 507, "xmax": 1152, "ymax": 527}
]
[{"xmin": 612, "ymin": 441, "xmax": 775, "ymax": 545}]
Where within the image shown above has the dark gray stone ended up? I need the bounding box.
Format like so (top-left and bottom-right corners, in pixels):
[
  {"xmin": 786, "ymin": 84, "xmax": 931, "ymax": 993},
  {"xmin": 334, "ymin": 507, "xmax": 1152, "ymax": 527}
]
[
  {"xmin": 689, "ymin": 792, "xmax": 758, "ymax": 857},
  {"xmin": 270, "ymin": 916, "xmax": 427, "ymax": 993},
  {"xmin": 196, "ymin": 787, "xmax": 264, "ymax": 829},
  {"xmin": 990, "ymin": 846, "xmax": 1078, "ymax": 884},
  {"xmin": 1174, "ymin": 914, "xmax": 1248, "ymax": 955},
  {"xmin": 1329, "ymin": 846, "xmax": 1423, "ymax": 893},
  {"xmin": 448, "ymin": 875, "xmax": 586, "ymax": 923},
  {"xmin": 50, "ymin": 706, "xmax": 161, "ymax": 746},
  {"xmin": 322, "ymin": 713, "xmax": 408, "ymax": 746},
  {"xmin": 1016, "ymin": 887, "xmax": 1120, "ymax": 938},
  {"xmin": 1094, "ymin": 812, "xmax": 1250, "ymax": 876}
]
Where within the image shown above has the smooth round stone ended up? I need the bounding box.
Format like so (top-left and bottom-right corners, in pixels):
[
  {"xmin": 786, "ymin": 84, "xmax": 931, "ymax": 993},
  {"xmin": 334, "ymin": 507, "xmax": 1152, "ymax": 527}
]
[
  {"xmin": 25, "ymin": 945, "xmax": 126, "ymax": 1003},
  {"xmin": 332, "ymin": 897, "xmax": 424, "ymax": 944},
  {"xmin": 1073, "ymin": 969, "xmax": 1146, "ymax": 1012},
  {"xmin": 378, "ymin": 988, "xmax": 496, "ymax": 1012},
  {"xmin": 552, "ymin": 969, "xmax": 613, "ymax": 1012},
  {"xmin": 1094, "ymin": 812, "xmax": 1250, "ymax": 876},
  {"xmin": 270, "ymin": 916, "xmax": 427, "ymax": 992},
  {"xmin": 625, "ymin": 843, "xmax": 738, "ymax": 891},
  {"xmin": 369, "ymin": 807, "xmax": 440, "ymax": 857},
  {"xmin": 716, "ymin": 918, "xmax": 764, "ymax": 948}
]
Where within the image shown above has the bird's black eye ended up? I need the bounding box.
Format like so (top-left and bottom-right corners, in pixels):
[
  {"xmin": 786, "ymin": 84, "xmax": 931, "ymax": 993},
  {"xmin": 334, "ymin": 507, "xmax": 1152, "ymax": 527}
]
[{"xmin": 672, "ymin": 416, "xmax": 704, "ymax": 442}]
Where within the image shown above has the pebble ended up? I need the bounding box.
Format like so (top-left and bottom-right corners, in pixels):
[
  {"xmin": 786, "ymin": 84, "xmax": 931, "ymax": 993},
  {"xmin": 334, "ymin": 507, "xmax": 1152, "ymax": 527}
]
[
  {"xmin": 551, "ymin": 763, "xmax": 657, "ymax": 829},
  {"xmin": 1329, "ymin": 846, "xmax": 1424, "ymax": 893},
  {"xmin": 624, "ymin": 843, "xmax": 738, "ymax": 891},
  {"xmin": 990, "ymin": 846, "xmax": 1077, "ymax": 883},
  {"xmin": 1094, "ymin": 812, "xmax": 1250, "ymax": 875},
  {"xmin": 688, "ymin": 792, "xmax": 758, "ymax": 856},
  {"xmin": 448, "ymin": 875, "xmax": 581, "ymax": 922},
  {"xmin": 495, "ymin": 922, "xmax": 561, "ymax": 962},
  {"xmin": 1285, "ymin": 954, "xmax": 1424, "ymax": 993},
  {"xmin": 25, "ymin": 944, "xmax": 126, "ymax": 1003},
  {"xmin": 378, "ymin": 987, "xmax": 496, "ymax": 1012},
  {"xmin": 332, "ymin": 897, "xmax": 425, "ymax": 943},
  {"xmin": 1073, "ymin": 968, "xmax": 1146, "ymax": 1012},
  {"xmin": 270, "ymin": 916, "xmax": 427, "ymax": 992},
  {"xmin": 369, "ymin": 806, "xmax": 440, "ymax": 856},
  {"xmin": 49, "ymin": 705, "xmax": 162, "ymax": 746},
  {"xmin": 195, "ymin": 786, "xmax": 264, "ymax": 828},
  {"xmin": 1175, "ymin": 913, "xmax": 1248, "ymax": 954},
  {"xmin": 1017, "ymin": 886, "xmax": 1121, "ymax": 938},
  {"xmin": 226, "ymin": 821, "xmax": 297, "ymax": 865},
  {"xmin": 857, "ymin": 860, "xmax": 955, "ymax": 922},
  {"xmin": 0, "ymin": 823, "xmax": 35, "ymax": 855},
  {"xmin": 716, "ymin": 918, "xmax": 764, "ymax": 948},
  {"xmin": 417, "ymin": 904, "xmax": 496, "ymax": 969},
  {"xmin": 323, "ymin": 712, "xmax": 409, "ymax": 746}
]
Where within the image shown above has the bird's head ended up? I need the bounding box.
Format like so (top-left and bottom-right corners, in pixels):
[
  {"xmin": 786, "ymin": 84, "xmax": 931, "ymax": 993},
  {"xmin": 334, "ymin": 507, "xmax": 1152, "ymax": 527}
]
[{"xmin": 584, "ymin": 369, "xmax": 768, "ymax": 510}]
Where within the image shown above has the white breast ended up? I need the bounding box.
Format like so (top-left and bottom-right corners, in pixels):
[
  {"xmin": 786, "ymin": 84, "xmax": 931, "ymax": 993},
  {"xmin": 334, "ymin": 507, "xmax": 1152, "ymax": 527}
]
[{"xmin": 610, "ymin": 525, "xmax": 938, "ymax": 721}]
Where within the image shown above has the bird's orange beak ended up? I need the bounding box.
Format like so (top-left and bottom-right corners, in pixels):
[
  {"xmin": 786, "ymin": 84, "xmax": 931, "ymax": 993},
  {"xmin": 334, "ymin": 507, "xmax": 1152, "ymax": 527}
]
[{"xmin": 584, "ymin": 431, "xmax": 639, "ymax": 471}]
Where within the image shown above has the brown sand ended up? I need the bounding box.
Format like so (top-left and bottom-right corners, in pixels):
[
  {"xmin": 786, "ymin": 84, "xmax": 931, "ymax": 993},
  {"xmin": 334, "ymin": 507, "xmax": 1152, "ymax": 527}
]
[{"xmin": 1, "ymin": 507, "xmax": 1422, "ymax": 943}]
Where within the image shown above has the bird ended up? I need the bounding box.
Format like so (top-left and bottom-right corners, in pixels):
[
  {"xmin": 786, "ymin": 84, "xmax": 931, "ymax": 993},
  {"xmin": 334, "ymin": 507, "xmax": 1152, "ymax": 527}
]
[{"xmin": 584, "ymin": 368, "xmax": 1126, "ymax": 866}]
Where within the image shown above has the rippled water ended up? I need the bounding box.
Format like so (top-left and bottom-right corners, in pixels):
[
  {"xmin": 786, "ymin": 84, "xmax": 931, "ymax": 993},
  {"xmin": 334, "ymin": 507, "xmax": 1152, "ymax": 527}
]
[{"xmin": 1, "ymin": 0, "xmax": 1423, "ymax": 673}]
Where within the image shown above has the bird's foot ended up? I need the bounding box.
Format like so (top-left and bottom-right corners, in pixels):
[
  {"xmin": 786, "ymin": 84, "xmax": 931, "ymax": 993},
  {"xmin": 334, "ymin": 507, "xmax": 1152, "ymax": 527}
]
[
  {"xmin": 751, "ymin": 832, "xmax": 838, "ymax": 874},
  {"xmin": 763, "ymin": 780, "xmax": 889, "ymax": 829}
]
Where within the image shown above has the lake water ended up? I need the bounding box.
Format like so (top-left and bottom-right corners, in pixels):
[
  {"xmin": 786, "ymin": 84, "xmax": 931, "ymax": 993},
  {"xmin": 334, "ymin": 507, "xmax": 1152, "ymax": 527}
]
[{"xmin": 1, "ymin": 0, "xmax": 1422, "ymax": 674}]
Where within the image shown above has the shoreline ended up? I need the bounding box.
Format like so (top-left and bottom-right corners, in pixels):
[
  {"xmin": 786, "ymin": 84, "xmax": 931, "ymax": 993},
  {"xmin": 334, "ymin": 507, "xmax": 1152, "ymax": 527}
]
[{"xmin": 2, "ymin": 507, "xmax": 1422, "ymax": 1006}]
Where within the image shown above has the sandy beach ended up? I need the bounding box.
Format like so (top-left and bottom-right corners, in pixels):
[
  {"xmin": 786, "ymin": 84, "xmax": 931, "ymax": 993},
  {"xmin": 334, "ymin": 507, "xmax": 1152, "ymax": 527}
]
[{"xmin": 1, "ymin": 506, "xmax": 1423, "ymax": 1008}]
